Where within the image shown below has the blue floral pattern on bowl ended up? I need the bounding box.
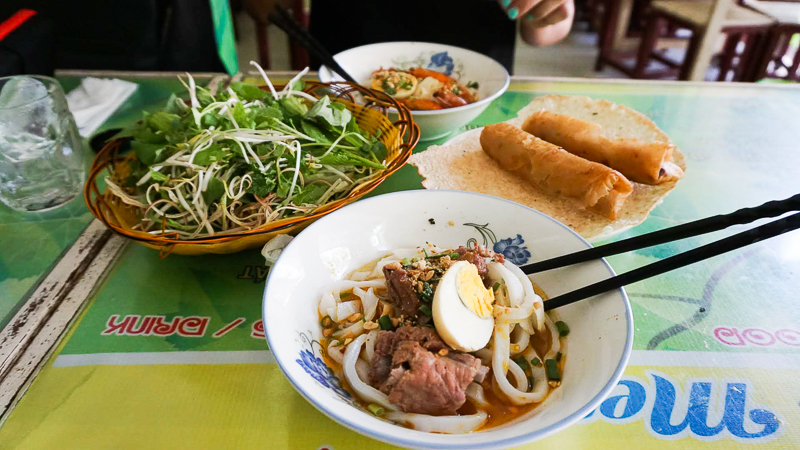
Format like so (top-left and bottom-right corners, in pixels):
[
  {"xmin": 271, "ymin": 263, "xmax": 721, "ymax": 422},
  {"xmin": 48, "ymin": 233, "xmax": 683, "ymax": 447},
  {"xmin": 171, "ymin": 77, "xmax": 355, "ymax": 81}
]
[
  {"xmin": 464, "ymin": 223, "xmax": 531, "ymax": 265},
  {"xmin": 391, "ymin": 51, "xmax": 465, "ymax": 80},
  {"xmin": 494, "ymin": 234, "xmax": 532, "ymax": 265},
  {"xmin": 427, "ymin": 52, "xmax": 455, "ymax": 76},
  {"xmin": 296, "ymin": 332, "xmax": 352, "ymax": 402}
]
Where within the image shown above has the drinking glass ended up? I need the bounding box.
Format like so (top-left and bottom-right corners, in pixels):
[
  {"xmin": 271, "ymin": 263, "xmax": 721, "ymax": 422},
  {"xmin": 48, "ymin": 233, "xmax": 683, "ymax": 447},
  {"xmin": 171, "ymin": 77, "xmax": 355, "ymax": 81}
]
[{"xmin": 0, "ymin": 76, "xmax": 86, "ymax": 212}]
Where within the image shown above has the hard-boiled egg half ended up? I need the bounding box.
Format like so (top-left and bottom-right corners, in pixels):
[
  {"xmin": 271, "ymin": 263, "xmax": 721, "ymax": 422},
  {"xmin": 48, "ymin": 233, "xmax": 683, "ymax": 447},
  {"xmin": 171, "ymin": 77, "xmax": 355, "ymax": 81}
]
[{"xmin": 432, "ymin": 261, "xmax": 495, "ymax": 352}]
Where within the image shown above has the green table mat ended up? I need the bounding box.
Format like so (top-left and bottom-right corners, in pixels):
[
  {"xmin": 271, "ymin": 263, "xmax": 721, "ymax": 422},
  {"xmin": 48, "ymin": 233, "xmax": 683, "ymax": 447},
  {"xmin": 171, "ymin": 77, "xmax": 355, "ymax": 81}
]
[{"xmin": 2, "ymin": 79, "xmax": 800, "ymax": 448}]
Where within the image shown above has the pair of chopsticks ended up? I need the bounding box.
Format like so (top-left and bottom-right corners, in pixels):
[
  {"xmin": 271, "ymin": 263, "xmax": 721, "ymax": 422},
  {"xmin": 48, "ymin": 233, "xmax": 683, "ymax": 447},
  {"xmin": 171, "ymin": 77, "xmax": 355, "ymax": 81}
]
[
  {"xmin": 267, "ymin": 6, "xmax": 356, "ymax": 83},
  {"xmin": 519, "ymin": 194, "xmax": 800, "ymax": 311}
]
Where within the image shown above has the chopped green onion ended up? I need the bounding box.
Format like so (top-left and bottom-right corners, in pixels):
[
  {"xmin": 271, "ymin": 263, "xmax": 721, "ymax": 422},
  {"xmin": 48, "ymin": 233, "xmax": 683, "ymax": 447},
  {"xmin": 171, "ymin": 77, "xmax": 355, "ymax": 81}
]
[
  {"xmin": 340, "ymin": 292, "xmax": 350, "ymax": 299},
  {"xmin": 545, "ymin": 359, "xmax": 561, "ymax": 381},
  {"xmin": 555, "ymin": 321, "xmax": 570, "ymax": 337},
  {"xmin": 368, "ymin": 403, "xmax": 385, "ymax": 416},
  {"xmin": 426, "ymin": 253, "xmax": 449, "ymax": 259},
  {"xmin": 449, "ymin": 252, "xmax": 460, "ymax": 259},
  {"xmin": 528, "ymin": 376, "xmax": 535, "ymax": 392},
  {"xmin": 418, "ymin": 305, "xmax": 432, "ymax": 317},
  {"xmin": 378, "ymin": 315, "xmax": 394, "ymax": 331},
  {"xmin": 401, "ymin": 258, "xmax": 412, "ymax": 266},
  {"xmin": 423, "ymin": 249, "xmax": 429, "ymax": 258},
  {"xmin": 556, "ymin": 352, "xmax": 563, "ymax": 362},
  {"xmin": 513, "ymin": 356, "xmax": 530, "ymax": 371},
  {"xmin": 492, "ymin": 282, "xmax": 501, "ymax": 291},
  {"xmin": 531, "ymin": 357, "xmax": 541, "ymax": 367},
  {"xmin": 320, "ymin": 315, "xmax": 334, "ymax": 328}
]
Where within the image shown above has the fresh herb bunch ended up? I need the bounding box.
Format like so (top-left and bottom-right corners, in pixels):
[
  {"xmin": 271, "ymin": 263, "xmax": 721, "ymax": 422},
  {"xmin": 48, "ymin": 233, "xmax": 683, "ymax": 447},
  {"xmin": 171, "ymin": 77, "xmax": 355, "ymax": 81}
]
[{"xmin": 106, "ymin": 65, "xmax": 388, "ymax": 238}]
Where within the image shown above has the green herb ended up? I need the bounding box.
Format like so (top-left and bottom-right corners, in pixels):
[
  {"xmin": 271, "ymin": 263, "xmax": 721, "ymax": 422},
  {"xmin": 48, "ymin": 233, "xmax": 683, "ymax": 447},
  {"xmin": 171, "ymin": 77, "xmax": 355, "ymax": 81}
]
[
  {"xmin": 320, "ymin": 315, "xmax": 334, "ymax": 328},
  {"xmin": 107, "ymin": 65, "xmax": 387, "ymax": 239},
  {"xmin": 149, "ymin": 168, "xmax": 169, "ymax": 182},
  {"xmin": 450, "ymin": 252, "xmax": 460, "ymax": 259},
  {"xmin": 418, "ymin": 305, "xmax": 432, "ymax": 317},
  {"xmin": 555, "ymin": 321, "xmax": 570, "ymax": 336},
  {"xmin": 467, "ymin": 81, "xmax": 479, "ymax": 89},
  {"xmin": 545, "ymin": 359, "xmax": 561, "ymax": 381},
  {"xmin": 419, "ymin": 282, "xmax": 434, "ymax": 303},
  {"xmin": 513, "ymin": 356, "xmax": 530, "ymax": 371},
  {"xmin": 378, "ymin": 315, "xmax": 394, "ymax": 331},
  {"xmin": 368, "ymin": 403, "xmax": 385, "ymax": 417},
  {"xmin": 531, "ymin": 357, "xmax": 541, "ymax": 367},
  {"xmin": 401, "ymin": 258, "xmax": 412, "ymax": 266},
  {"xmin": 492, "ymin": 282, "xmax": 501, "ymax": 291}
]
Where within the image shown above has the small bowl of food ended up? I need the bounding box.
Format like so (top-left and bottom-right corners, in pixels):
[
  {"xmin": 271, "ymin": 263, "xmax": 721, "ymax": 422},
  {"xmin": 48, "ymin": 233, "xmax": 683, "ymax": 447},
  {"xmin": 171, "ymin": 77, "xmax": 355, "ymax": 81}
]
[
  {"xmin": 318, "ymin": 42, "xmax": 510, "ymax": 141},
  {"xmin": 263, "ymin": 190, "xmax": 632, "ymax": 449}
]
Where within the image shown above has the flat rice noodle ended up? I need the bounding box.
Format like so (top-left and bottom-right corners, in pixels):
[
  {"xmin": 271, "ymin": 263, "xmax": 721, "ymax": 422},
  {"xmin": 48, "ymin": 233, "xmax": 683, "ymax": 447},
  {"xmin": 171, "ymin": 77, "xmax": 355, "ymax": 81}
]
[
  {"xmin": 343, "ymin": 334, "xmax": 398, "ymax": 411},
  {"xmin": 353, "ymin": 287, "xmax": 379, "ymax": 321},
  {"xmin": 327, "ymin": 340, "xmax": 345, "ymax": 365},
  {"xmin": 510, "ymin": 324, "xmax": 530, "ymax": 357},
  {"xmin": 319, "ymin": 291, "xmax": 336, "ymax": 316},
  {"xmin": 364, "ymin": 330, "xmax": 379, "ymax": 363},
  {"xmin": 385, "ymin": 411, "xmax": 488, "ymax": 434},
  {"xmin": 503, "ymin": 261, "xmax": 544, "ymax": 331},
  {"xmin": 466, "ymin": 383, "xmax": 490, "ymax": 408},
  {"xmin": 492, "ymin": 322, "xmax": 548, "ymax": 404},
  {"xmin": 332, "ymin": 319, "xmax": 364, "ymax": 339},
  {"xmin": 356, "ymin": 358, "xmax": 370, "ymax": 382},
  {"xmin": 333, "ymin": 301, "xmax": 361, "ymax": 323}
]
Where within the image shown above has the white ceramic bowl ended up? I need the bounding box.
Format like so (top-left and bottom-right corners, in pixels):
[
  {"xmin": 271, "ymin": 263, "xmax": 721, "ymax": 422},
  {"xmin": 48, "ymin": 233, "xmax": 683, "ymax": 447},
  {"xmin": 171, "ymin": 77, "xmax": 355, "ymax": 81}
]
[
  {"xmin": 263, "ymin": 190, "xmax": 632, "ymax": 449},
  {"xmin": 318, "ymin": 42, "xmax": 510, "ymax": 141}
]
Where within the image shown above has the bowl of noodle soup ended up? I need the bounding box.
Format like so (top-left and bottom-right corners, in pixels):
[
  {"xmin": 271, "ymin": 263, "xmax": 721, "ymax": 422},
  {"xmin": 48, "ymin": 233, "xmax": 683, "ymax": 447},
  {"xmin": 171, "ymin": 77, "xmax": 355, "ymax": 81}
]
[{"xmin": 263, "ymin": 190, "xmax": 632, "ymax": 449}]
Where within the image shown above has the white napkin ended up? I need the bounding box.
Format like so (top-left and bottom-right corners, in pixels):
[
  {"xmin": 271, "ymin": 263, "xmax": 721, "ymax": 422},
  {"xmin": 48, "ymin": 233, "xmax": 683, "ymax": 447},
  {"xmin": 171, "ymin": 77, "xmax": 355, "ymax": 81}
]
[{"xmin": 66, "ymin": 77, "xmax": 138, "ymax": 137}]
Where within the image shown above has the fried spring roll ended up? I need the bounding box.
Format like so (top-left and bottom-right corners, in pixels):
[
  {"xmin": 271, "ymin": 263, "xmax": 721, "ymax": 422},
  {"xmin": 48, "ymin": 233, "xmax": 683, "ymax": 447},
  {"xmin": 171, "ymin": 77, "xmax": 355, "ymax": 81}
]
[
  {"xmin": 480, "ymin": 123, "xmax": 633, "ymax": 220},
  {"xmin": 521, "ymin": 110, "xmax": 684, "ymax": 185}
]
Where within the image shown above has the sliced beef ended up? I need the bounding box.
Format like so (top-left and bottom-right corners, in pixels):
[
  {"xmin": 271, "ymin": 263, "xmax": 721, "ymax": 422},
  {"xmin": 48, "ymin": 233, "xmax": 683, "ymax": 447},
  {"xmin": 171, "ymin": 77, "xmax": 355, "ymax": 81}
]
[
  {"xmin": 383, "ymin": 262, "xmax": 421, "ymax": 318},
  {"xmin": 387, "ymin": 341, "xmax": 481, "ymax": 415},
  {"xmin": 455, "ymin": 246, "xmax": 488, "ymax": 277},
  {"xmin": 369, "ymin": 327, "xmax": 447, "ymax": 386},
  {"xmin": 368, "ymin": 326, "xmax": 482, "ymax": 415}
]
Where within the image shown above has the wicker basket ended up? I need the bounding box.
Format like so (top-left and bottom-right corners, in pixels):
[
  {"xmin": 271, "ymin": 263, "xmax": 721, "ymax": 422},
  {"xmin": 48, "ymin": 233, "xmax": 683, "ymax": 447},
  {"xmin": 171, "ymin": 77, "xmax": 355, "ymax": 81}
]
[{"xmin": 84, "ymin": 81, "xmax": 420, "ymax": 256}]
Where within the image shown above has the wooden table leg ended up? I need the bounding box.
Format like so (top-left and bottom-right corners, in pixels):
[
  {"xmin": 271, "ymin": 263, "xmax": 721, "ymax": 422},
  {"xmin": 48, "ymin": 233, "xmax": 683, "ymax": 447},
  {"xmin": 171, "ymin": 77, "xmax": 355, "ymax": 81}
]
[
  {"xmin": 596, "ymin": 0, "xmax": 622, "ymax": 71},
  {"xmin": 633, "ymin": 13, "xmax": 662, "ymax": 78},
  {"xmin": 717, "ymin": 32, "xmax": 740, "ymax": 81},
  {"xmin": 681, "ymin": 26, "xmax": 704, "ymax": 80}
]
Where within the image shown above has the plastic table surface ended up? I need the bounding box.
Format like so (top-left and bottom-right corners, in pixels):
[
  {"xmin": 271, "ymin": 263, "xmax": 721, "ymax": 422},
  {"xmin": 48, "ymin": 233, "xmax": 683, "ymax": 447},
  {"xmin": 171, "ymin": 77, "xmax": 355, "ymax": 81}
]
[{"xmin": 1, "ymin": 76, "xmax": 799, "ymax": 449}]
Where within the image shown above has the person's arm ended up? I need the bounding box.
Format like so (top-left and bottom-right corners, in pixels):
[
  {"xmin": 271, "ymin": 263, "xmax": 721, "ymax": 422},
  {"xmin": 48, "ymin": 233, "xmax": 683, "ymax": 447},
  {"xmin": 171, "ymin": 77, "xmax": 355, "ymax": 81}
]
[{"xmin": 498, "ymin": 0, "xmax": 575, "ymax": 47}]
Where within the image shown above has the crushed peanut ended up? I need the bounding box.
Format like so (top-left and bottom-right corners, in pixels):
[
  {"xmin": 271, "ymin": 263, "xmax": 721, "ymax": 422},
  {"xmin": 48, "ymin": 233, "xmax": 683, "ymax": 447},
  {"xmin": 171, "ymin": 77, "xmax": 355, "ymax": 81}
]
[
  {"xmin": 438, "ymin": 349, "xmax": 449, "ymax": 356},
  {"xmin": 363, "ymin": 321, "xmax": 379, "ymax": 330},
  {"xmin": 344, "ymin": 338, "xmax": 353, "ymax": 346},
  {"xmin": 390, "ymin": 317, "xmax": 401, "ymax": 327},
  {"xmin": 323, "ymin": 328, "xmax": 333, "ymax": 337},
  {"xmin": 448, "ymin": 221, "xmax": 454, "ymax": 226},
  {"xmin": 533, "ymin": 303, "xmax": 542, "ymax": 310},
  {"xmin": 548, "ymin": 380, "xmax": 562, "ymax": 388},
  {"xmin": 421, "ymin": 271, "xmax": 434, "ymax": 281},
  {"xmin": 346, "ymin": 313, "xmax": 363, "ymax": 322}
]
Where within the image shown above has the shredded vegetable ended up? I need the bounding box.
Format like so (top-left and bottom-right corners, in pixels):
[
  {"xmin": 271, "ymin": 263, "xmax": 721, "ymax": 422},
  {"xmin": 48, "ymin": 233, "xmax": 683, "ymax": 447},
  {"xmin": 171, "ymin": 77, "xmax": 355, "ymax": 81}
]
[{"xmin": 109, "ymin": 62, "xmax": 388, "ymax": 238}]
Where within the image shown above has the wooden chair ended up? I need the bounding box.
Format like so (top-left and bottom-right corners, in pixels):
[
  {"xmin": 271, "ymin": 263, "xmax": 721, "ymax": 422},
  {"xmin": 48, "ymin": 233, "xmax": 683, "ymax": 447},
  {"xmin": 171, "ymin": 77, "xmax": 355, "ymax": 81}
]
[
  {"xmin": 244, "ymin": 0, "xmax": 309, "ymax": 70},
  {"xmin": 751, "ymin": 23, "xmax": 800, "ymax": 80},
  {"xmin": 744, "ymin": 0, "xmax": 800, "ymax": 81},
  {"xmin": 632, "ymin": 0, "xmax": 774, "ymax": 80}
]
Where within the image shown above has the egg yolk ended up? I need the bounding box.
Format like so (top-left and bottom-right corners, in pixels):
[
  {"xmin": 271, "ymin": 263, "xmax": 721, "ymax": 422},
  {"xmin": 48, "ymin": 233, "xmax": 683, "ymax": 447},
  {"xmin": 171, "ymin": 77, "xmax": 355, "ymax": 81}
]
[{"xmin": 455, "ymin": 263, "xmax": 495, "ymax": 319}]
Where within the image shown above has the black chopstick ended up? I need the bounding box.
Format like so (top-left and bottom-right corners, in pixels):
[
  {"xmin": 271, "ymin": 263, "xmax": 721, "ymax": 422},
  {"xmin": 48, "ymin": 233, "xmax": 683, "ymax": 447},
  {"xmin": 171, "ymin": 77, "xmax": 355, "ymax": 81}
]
[
  {"xmin": 543, "ymin": 212, "xmax": 800, "ymax": 311},
  {"xmin": 521, "ymin": 193, "xmax": 800, "ymax": 275},
  {"xmin": 268, "ymin": 6, "xmax": 357, "ymax": 83}
]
